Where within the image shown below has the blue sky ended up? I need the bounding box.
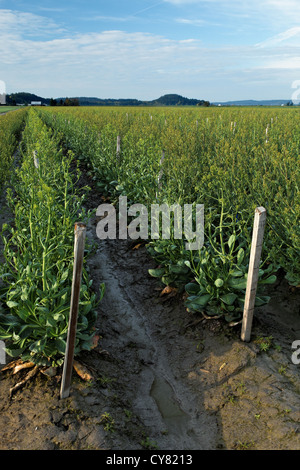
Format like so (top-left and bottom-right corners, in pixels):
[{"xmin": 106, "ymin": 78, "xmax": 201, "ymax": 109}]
[{"xmin": 1, "ymin": 0, "xmax": 300, "ymax": 101}]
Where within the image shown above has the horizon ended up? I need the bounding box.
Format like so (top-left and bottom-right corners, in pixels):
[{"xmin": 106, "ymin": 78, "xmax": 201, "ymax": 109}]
[
  {"xmin": 5, "ymin": 91, "xmax": 294, "ymax": 104},
  {"xmin": 1, "ymin": 1, "xmax": 300, "ymax": 102}
]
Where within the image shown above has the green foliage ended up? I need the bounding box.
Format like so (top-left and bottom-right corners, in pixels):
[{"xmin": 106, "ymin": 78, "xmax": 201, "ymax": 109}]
[
  {"xmin": 36, "ymin": 105, "xmax": 299, "ymax": 321},
  {"xmin": 0, "ymin": 108, "xmax": 27, "ymax": 191},
  {"xmin": 0, "ymin": 109, "xmax": 103, "ymax": 366}
]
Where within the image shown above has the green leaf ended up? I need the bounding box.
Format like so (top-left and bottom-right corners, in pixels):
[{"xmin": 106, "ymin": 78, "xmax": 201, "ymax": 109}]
[
  {"xmin": 148, "ymin": 268, "xmax": 165, "ymax": 278},
  {"xmin": 29, "ymin": 338, "xmax": 46, "ymax": 353},
  {"xmin": 231, "ymin": 269, "xmax": 244, "ymax": 277},
  {"xmin": 255, "ymin": 296, "xmax": 271, "ymax": 306},
  {"xmin": 237, "ymin": 248, "xmax": 245, "ymax": 266},
  {"xmin": 260, "ymin": 275, "xmax": 277, "ymax": 285},
  {"xmin": 60, "ymin": 270, "xmax": 69, "ymax": 283},
  {"xmin": 228, "ymin": 277, "xmax": 247, "ymax": 290},
  {"xmin": 54, "ymin": 338, "xmax": 66, "ymax": 354},
  {"xmin": 186, "ymin": 293, "xmax": 211, "ymax": 307},
  {"xmin": 46, "ymin": 317, "xmax": 56, "ymax": 328},
  {"xmin": 6, "ymin": 301, "xmax": 19, "ymax": 309},
  {"xmin": 5, "ymin": 347, "xmax": 26, "ymax": 357},
  {"xmin": 285, "ymin": 271, "xmax": 300, "ymax": 286},
  {"xmin": 0, "ymin": 313, "xmax": 20, "ymax": 327},
  {"xmin": 220, "ymin": 293, "xmax": 238, "ymax": 305},
  {"xmin": 228, "ymin": 234, "xmax": 236, "ymax": 249},
  {"xmin": 99, "ymin": 283, "xmax": 105, "ymax": 301},
  {"xmin": 82, "ymin": 303, "xmax": 92, "ymax": 315},
  {"xmin": 161, "ymin": 275, "xmax": 174, "ymax": 286},
  {"xmin": 185, "ymin": 283, "xmax": 200, "ymax": 295},
  {"xmin": 169, "ymin": 264, "xmax": 189, "ymax": 275}
]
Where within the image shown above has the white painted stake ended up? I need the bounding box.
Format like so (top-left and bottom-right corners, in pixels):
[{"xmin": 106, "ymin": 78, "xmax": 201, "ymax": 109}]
[
  {"xmin": 241, "ymin": 207, "xmax": 267, "ymax": 342},
  {"xmin": 60, "ymin": 223, "xmax": 87, "ymax": 399}
]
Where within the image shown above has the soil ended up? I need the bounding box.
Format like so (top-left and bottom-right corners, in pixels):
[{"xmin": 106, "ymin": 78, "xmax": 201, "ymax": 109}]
[{"xmin": 0, "ymin": 167, "xmax": 299, "ymax": 451}]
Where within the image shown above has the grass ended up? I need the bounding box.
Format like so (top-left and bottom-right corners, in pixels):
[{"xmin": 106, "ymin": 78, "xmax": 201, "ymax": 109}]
[{"xmin": 0, "ymin": 106, "xmax": 22, "ymax": 113}]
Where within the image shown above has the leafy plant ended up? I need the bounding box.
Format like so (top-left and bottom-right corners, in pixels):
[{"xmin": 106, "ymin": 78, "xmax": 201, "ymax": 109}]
[
  {"xmin": 0, "ymin": 109, "xmax": 104, "ymax": 366},
  {"xmin": 36, "ymin": 105, "xmax": 299, "ymax": 319}
]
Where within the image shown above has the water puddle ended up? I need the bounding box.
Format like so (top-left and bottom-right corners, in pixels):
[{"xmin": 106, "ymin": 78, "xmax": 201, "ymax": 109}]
[{"xmin": 150, "ymin": 375, "xmax": 190, "ymax": 436}]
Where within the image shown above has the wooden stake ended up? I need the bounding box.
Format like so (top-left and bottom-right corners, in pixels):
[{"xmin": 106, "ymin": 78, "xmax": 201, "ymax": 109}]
[
  {"xmin": 0, "ymin": 340, "xmax": 5, "ymax": 366},
  {"xmin": 60, "ymin": 223, "xmax": 86, "ymax": 399},
  {"xmin": 116, "ymin": 135, "xmax": 121, "ymax": 162},
  {"xmin": 241, "ymin": 207, "xmax": 267, "ymax": 342},
  {"xmin": 33, "ymin": 150, "xmax": 39, "ymax": 169}
]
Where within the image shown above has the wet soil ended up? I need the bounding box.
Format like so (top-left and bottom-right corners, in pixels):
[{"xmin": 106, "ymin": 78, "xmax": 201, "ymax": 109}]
[{"xmin": 0, "ymin": 172, "xmax": 299, "ymax": 451}]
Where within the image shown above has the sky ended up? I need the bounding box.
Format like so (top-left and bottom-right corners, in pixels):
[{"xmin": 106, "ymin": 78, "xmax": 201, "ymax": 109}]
[{"xmin": 1, "ymin": 0, "xmax": 300, "ymax": 101}]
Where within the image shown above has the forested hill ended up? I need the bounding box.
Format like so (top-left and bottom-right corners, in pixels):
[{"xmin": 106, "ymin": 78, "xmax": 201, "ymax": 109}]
[{"xmin": 6, "ymin": 92, "xmax": 210, "ymax": 107}]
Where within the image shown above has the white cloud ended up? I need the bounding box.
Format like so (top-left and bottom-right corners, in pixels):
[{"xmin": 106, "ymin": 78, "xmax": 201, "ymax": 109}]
[
  {"xmin": 176, "ymin": 18, "xmax": 206, "ymax": 26},
  {"xmin": 256, "ymin": 27, "xmax": 300, "ymax": 48},
  {"xmin": 1, "ymin": 7, "xmax": 299, "ymax": 100},
  {"xmin": 0, "ymin": 9, "xmax": 65, "ymax": 39}
]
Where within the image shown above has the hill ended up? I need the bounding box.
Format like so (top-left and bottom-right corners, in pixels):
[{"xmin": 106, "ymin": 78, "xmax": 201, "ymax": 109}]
[
  {"xmin": 6, "ymin": 92, "xmax": 49, "ymax": 106},
  {"xmin": 212, "ymin": 99, "xmax": 292, "ymax": 106},
  {"xmin": 5, "ymin": 92, "xmax": 209, "ymax": 107}
]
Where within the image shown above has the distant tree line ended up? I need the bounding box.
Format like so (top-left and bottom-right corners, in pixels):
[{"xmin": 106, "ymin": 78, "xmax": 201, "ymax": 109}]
[
  {"xmin": 50, "ymin": 97, "xmax": 80, "ymax": 106},
  {"xmin": 6, "ymin": 92, "xmax": 210, "ymax": 107}
]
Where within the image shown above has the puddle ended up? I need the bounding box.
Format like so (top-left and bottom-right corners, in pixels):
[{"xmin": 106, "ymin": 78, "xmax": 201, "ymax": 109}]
[{"xmin": 150, "ymin": 375, "xmax": 190, "ymax": 435}]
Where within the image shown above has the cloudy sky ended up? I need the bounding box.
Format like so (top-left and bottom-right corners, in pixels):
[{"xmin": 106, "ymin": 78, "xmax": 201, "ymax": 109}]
[{"xmin": 1, "ymin": 0, "xmax": 300, "ymax": 101}]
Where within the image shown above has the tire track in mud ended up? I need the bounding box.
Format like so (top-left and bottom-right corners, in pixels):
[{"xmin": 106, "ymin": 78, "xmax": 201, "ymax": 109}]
[
  {"xmin": 84, "ymin": 197, "xmax": 300, "ymax": 450},
  {"xmin": 86, "ymin": 216, "xmax": 220, "ymax": 450}
]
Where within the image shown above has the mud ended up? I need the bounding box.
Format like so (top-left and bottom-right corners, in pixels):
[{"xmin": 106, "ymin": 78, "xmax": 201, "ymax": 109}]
[{"xmin": 0, "ymin": 172, "xmax": 299, "ymax": 451}]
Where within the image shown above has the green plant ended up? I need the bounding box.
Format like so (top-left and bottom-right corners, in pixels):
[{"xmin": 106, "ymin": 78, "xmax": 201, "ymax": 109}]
[
  {"xmin": 100, "ymin": 412, "xmax": 115, "ymax": 432},
  {"xmin": 124, "ymin": 409, "xmax": 132, "ymax": 420},
  {"xmin": 37, "ymin": 105, "xmax": 299, "ymax": 316},
  {"xmin": 0, "ymin": 109, "xmax": 104, "ymax": 367},
  {"xmin": 141, "ymin": 436, "xmax": 159, "ymax": 450},
  {"xmin": 254, "ymin": 336, "xmax": 273, "ymax": 352},
  {"xmin": 0, "ymin": 108, "xmax": 27, "ymax": 191},
  {"xmin": 236, "ymin": 440, "xmax": 255, "ymax": 450},
  {"xmin": 278, "ymin": 365, "xmax": 287, "ymax": 375},
  {"xmin": 184, "ymin": 200, "xmax": 277, "ymax": 321}
]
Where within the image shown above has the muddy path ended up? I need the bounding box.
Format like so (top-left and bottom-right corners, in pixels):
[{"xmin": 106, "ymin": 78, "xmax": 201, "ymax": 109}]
[{"xmin": 0, "ymin": 169, "xmax": 299, "ymax": 451}]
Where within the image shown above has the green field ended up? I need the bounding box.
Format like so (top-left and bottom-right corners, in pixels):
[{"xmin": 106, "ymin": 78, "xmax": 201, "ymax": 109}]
[
  {"xmin": 0, "ymin": 106, "xmax": 22, "ymax": 113},
  {"xmin": 0, "ymin": 105, "xmax": 299, "ymax": 367}
]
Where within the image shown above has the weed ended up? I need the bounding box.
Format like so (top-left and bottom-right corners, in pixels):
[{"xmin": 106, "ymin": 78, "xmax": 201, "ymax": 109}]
[
  {"xmin": 100, "ymin": 412, "xmax": 115, "ymax": 433},
  {"xmin": 254, "ymin": 336, "xmax": 273, "ymax": 352},
  {"xmin": 141, "ymin": 436, "xmax": 159, "ymax": 450}
]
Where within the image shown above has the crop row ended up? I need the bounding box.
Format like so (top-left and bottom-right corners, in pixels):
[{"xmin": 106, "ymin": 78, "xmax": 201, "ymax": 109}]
[
  {"xmin": 36, "ymin": 105, "xmax": 300, "ymax": 321},
  {"xmin": 0, "ymin": 109, "xmax": 103, "ymax": 366},
  {"xmin": 0, "ymin": 108, "xmax": 28, "ymax": 191}
]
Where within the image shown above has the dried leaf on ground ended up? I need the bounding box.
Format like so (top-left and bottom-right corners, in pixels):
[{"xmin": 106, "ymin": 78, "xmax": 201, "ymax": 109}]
[
  {"xmin": 132, "ymin": 243, "xmax": 142, "ymax": 250},
  {"xmin": 91, "ymin": 334, "xmax": 101, "ymax": 349},
  {"xmin": 9, "ymin": 365, "xmax": 39, "ymax": 397},
  {"xmin": 1, "ymin": 359, "xmax": 23, "ymax": 372},
  {"xmin": 13, "ymin": 362, "xmax": 35, "ymax": 375},
  {"xmin": 160, "ymin": 286, "xmax": 177, "ymax": 297},
  {"xmin": 73, "ymin": 360, "xmax": 94, "ymax": 381},
  {"xmin": 40, "ymin": 366, "xmax": 57, "ymax": 377}
]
